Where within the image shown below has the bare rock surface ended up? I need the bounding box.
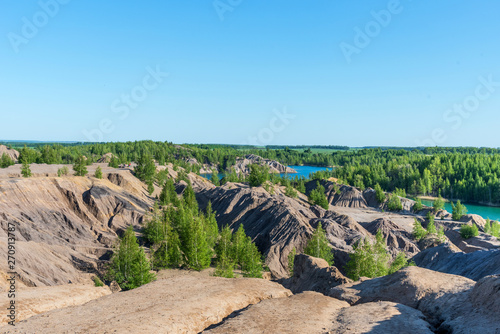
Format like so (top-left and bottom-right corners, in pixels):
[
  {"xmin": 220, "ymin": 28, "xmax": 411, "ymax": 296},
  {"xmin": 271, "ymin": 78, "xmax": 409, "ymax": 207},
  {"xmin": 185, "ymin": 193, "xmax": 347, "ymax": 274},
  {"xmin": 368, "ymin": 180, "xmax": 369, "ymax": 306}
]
[
  {"xmin": 204, "ymin": 291, "xmax": 349, "ymax": 334},
  {"xmin": 205, "ymin": 293, "xmax": 433, "ymax": 334},
  {"xmin": 328, "ymin": 301, "xmax": 434, "ymax": 334},
  {"xmin": 412, "ymin": 244, "xmax": 500, "ymax": 280},
  {"xmin": 0, "ymin": 283, "xmax": 111, "ymax": 325},
  {"xmin": 2, "ymin": 272, "xmax": 291, "ymax": 334},
  {"xmin": 328, "ymin": 266, "xmax": 500, "ymax": 333},
  {"xmin": 281, "ymin": 254, "xmax": 351, "ymax": 294}
]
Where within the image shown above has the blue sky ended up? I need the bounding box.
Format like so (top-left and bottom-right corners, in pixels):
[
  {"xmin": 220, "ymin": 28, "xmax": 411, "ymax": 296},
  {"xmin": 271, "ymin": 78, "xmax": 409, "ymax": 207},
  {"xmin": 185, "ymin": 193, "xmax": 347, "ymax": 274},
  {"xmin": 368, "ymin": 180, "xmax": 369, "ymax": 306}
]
[{"xmin": 1, "ymin": 0, "xmax": 499, "ymax": 147}]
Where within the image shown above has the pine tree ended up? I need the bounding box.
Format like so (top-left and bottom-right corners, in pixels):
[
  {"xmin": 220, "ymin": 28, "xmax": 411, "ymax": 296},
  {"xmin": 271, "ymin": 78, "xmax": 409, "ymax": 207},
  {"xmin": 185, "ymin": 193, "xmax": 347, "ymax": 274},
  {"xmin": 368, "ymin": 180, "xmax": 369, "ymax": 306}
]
[
  {"xmin": 185, "ymin": 217, "xmax": 212, "ymax": 271},
  {"xmin": 433, "ymin": 197, "xmax": 445, "ymax": 212},
  {"xmin": 437, "ymin": 226, "xmax": 446, "ymax": 243},
  {"xmin": 451, "ymin": 200, "xmax": 467, "ymax": 220},
  {"xmin": 183, "ymin": 184, "xmax": 198, "ymax": 213},
  {"xmin": 147, "ymin": 181, "xmax": 155, "ymax": 195},
  {"xmin": 211, "ymin": 169, "xmax": 220, "ymax": 186},
  {"xmin": 203, "ymin": 201, "xmax": 219, "ymax": 252},
  {"xmin": 285, "ymin": 185, "xmax": 298, "ymax": 198},
  {"xmin": 373, "ymin": 230, "xmax": 389, "ymax": 276},
  {"xmin": 288, "ymin": 247, "xmax": 296, "ymax": 276},
  {"xmin": 134, "ymin": 153, "xmax": 156, "ymax": 183},
  {"xmin": 94, "ymin": 166, "xmax": 103, "ymax": 179},
  {"xmin": 484, "ymin": 218, "xmax": 491, "ymax": 234},
  {"xmin": 412, "ymin": 218, "xmax": 428, "ymax": 241},
  {"xmin": 73, "ymin": 156, "xmax": 88, "ymax": 176},
  {"xmin": 303, "ymin": 222, "xmax": 334, "ymax": 265},
  {"xmin": 388, "ymin": 252, "xmax": 409, "ymax": 275},
  {"xmin": 21, "ymin": 158, "xmax": 31, "ymax": 178},
  {"xmin": 460, "ymin": 223, "xmax": 479, "ymax": 239},
  {"xmin": 309, "ymin": 182, "xmax": 329, "ymax": 210},
  {"xmin": 0, "ymin": 154, "xmax": 14, "ymax": 168},
  {"xmin": 427, "ymin": 214, "xmax": 437, "ymax": 234},
  {"xmin": 248, "ymin": 164, "xmax": 269, "ymax": 187},
  {"xmin": 387, "ymin": 193, "xmax": 402, "ymax": 211},
  {"xmin": 241, "ymin": 237, "xmax": 263, "ymax": 278},
  {"xmin": 413, "ymin": 198, "xmax": 423, "ymax": 212},
  {"xmin": 167, "ymin": 230, "xmax": 183, "ymax": 268},
  {"xmin": 374, "ymin": 183, "xmax": 385, "ymax": 203},
  {"xmin": 232, "ymin": 224, "xmax": 247, "ymax": 266},
  {"xmin": 214, "ymin": 225, "xmax": 235, "ymax": 278},
  {"xmin": 346, "ymin": 238, "xmax": 375, "ymax": 280},
  {"xmin": 160, "ymin": 179, "xmax": 178, "ymax": 206},
  {"xmin": 107, "ymin": 226, "xmax": 156, "ymax": 290}
]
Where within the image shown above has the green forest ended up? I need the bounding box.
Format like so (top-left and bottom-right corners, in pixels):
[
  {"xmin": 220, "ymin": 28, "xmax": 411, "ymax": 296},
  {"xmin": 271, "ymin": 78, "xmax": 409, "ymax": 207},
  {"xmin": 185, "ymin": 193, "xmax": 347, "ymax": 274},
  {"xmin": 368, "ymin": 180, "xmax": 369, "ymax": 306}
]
[{"xmin": 3, "ymin": 141, "xmax": 500, "ymax": 205}]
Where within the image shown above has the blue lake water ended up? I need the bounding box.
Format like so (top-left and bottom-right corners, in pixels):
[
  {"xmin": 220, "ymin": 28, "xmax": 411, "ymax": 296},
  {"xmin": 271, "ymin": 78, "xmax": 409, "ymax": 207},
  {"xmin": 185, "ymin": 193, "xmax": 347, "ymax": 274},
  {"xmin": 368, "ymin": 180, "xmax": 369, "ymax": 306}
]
[
  {"xmin": 420, "ymin": 199, "xmax": 500, "ymax": 222},
  {"xmin": 201, "ymin": 165, "xmax": 332, "ymax": 180}
]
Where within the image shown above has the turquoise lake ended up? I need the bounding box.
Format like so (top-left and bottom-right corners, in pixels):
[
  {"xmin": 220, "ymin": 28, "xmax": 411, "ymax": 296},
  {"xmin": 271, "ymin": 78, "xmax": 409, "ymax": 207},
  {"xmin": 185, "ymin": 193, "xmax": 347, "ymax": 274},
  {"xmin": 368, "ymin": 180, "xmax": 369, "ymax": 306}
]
[
  {"xmin": 420, "ymin": 199, "xmax": 500, "ymax": 222},
  {"xmin": 201, "ymin": 165, "xmax": 332, "ymax": 180}
]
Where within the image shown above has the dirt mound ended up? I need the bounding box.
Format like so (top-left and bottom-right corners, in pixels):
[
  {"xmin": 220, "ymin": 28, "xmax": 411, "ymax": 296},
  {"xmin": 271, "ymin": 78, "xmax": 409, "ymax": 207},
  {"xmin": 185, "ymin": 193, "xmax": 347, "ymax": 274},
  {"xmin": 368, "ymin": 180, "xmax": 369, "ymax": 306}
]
[
  {"xmin": 281, "ymin": 254, "xmax": 351, "ymax": 294},
  {"xmin": 2, "ymin": 272, "xmax": 291, "ymax": 333},
  {"xmin": 363, "ymin": 218, "xmax": 420, "ymax": 256},
  {"xmin": 459, "ymin": 214, "xmax": 487, "ymax": 230},
  {"xmin": 0, "ymin": 145, "xmax": 19, "ymax": 162},
  {"xmin": 231, "ymin": 154, "xmax": 296, "ymax": 174},
  {"xmin": 196, "ymin": 183, "xmax": 317, "ymax": 278},
  {"xmin": 0, "ymin": 171, "xmax": 153, "ymax": 287},
  {"xmin": 307, "ymin": 181, "xmax": 367, "ymax": 208},
  {"xmin": 96, "ymin": 153, "xmax": 115, "ymax": 163}
]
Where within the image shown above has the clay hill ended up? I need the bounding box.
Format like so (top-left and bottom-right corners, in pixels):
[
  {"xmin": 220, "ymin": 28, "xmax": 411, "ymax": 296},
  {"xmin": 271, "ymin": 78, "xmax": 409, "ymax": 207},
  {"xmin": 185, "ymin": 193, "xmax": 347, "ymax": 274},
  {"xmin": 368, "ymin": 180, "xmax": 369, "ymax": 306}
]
[
  {"xmin": 0, "ymin": 145, "xmax": 19, "ymax": 162},
  {"xmin": 230, "ymin": 154, "xmax": 297, "ymax": 174},
  {"xmin": 182, "ymin": 154, "xmax": 297, "ymax": 175},
  {"xmin": 1, "ymin": 163, "xmax": 500, "ymax": 332}
]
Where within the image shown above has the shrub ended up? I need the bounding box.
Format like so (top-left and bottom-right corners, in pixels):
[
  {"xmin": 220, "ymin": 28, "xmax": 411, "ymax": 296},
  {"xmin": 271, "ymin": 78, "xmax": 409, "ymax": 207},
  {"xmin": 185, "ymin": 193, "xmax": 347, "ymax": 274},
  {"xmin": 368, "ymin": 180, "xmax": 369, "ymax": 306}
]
[
  {"xmin": 285, "ymin": 185, "xmax": 298, "ymax": 198},
  {"xmin": 94, "ymin": 166, "xmax": 103, "ymax": 179},
  {"xmin": 309, "ymin": 182, "xmax": 329, "ymax": 210},
  {"xmin": 374, "ymin": 183, "xmax": 385, "ymax": 203},
  {"xmin": 248, "ymin": 164, "xmax": 269, "ymax": 187},
  {"xmin": 73, "ymin": 156, "xmax": 88, "ymax": 176},
  {"xmin": 412, "ymin": 218, "xmax": 428, "ymax": 241},
  {"xmin": 93, "ymin": 276, "xmax": 104, "ymax": 287},
  {"xmin": 57, "ymin": 166, "xmax": 69, "ymax": 177},
  {"xmin": 426, "ymin": 213, "xmax": 437, "ymax": 234},
  {"xmin": 304, "ymin": 223, "xmax": 333, "ymax": 265},
  {"xmin": 21, "ymin": 159, "xmax": 31, "ymax": 178},
  {"xmin": 0, "ymin": 153, "xmax": 14, "ymax": 168},
  {"xmin": 451, "ymin": 200, "xmax": 467, "ymax": 221},
  {"xmin": 393, "ymin": 188, "xmax": 406, "ymax": 198},
  {"xmin": 387, "ymin": 193, "xmax": 402, "ymax": 211},
  {"xmin": 433, "ymin": 197, "xmax": 445, "ymax": 212},
  {"xmin": 460, "ymin": 224, "xmax": 479, "ymax": 239},
  {"xmin": 413, "ymin": 198, "xmax": 423, "ymax": 212},
  {"xmin": 437, "ymin": 226, "xmax": 446, "ymax": 243},
  {"xmin": 288, "ymin": 247, "xmax": 296, "ymax": 276},
  {"xmin": 106, "ymin": 226, "xmax": 156, "ymax": 290}
]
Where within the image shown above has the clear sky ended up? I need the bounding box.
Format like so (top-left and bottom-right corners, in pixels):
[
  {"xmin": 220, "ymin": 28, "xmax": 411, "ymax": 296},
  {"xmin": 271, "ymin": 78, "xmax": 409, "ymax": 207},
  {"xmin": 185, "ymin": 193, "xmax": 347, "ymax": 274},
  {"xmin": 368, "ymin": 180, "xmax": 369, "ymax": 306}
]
[{"xmin": 1, "ymin": 0, "xmax": 500, "ymax": 147}]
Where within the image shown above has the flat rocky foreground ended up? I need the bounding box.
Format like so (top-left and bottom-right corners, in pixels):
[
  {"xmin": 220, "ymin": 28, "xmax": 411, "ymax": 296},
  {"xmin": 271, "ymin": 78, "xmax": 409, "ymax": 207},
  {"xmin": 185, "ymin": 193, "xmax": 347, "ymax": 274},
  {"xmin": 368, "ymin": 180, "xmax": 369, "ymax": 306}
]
[{"xmin": 3, "ymin": 266, "xmax": 498, "ymax": 334}]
